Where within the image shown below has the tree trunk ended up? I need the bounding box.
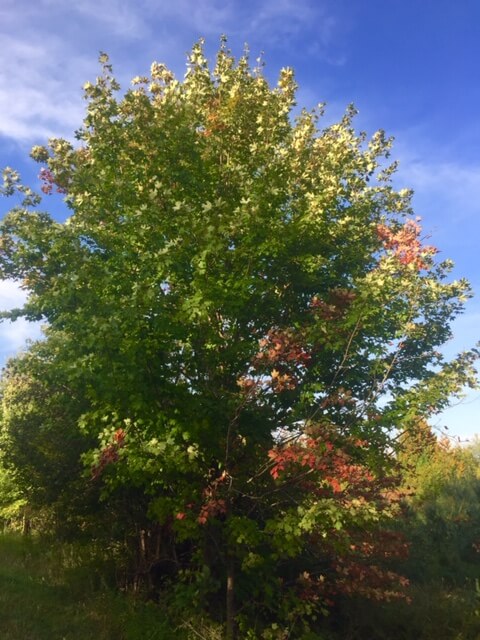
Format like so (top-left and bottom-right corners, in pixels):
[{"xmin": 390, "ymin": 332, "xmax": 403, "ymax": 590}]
[
  {"xmin": 22, "ymin": 510, "xmax": 31, "ymax": 536},
  {"xmin": 226, "ymin": 554, "xmax": 235, "ymax": 640}
]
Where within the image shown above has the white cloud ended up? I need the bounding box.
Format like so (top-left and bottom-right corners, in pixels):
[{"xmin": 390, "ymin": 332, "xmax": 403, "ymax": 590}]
[
  {"xmin": 249, "ymin": 0, "xmax": 336, "ymax": 51},
  {"xmin": 0, "ymin": 318, "xmax": 43, "ymax": 361},
  {"xmin": 142, "ymin": 0, "xmax": 325, "ymax": 39},
  {"xmin": 0, "ymin": 0, "xmax": 342, "ymax": 144},
  {"xmin": 0, "ymin": 279, "xmax": 29, "ymax": 310},
  {"xmin": 46, "ymin": 0, "xmax": 148, "ymax": 39},
  {"xmin": 0, "ymin": 31, "xmax": 94, "ymax": 142},
  {"xmin": 385, "ymin": 135, "xmax": 480, "ymax": 287},
  {"xmin": 0, "ymin": 280, "xmax": 43, "ymax": 366},
  {"xmin": 0, "ymin": 0, "xmax": 149, "ymax": 143},
  {"xmin": 389, "ymin": 127, "xmax": 480, "ymax": 221},
  {"xmin": 398, "ymin": 158, "xmax": 480, "ymax": 221}
]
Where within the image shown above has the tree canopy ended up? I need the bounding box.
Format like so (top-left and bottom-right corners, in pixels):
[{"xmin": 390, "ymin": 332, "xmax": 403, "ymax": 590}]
[{"xmin": 0, "ymin": 40, "xmax": 478, "ymax": 638}]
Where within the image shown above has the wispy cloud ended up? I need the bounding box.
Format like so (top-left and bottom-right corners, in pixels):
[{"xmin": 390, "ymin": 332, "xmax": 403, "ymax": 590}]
[
  {"xmin": 0, "ymin": 30, "xmax": 93, "ymax": 142},
  {"xmin": 153, "ymin": 0, "xmax": 239, "ymax": 36},
  {"xmin": 143, "ymin": 0, "xmax": 332, "ymax": 43},
  {"xmin": 249, "ymin": 0, "xmax": 338, "ymax": 55},
  {"xmin": 0, "ymin": 0, "xmax": 342, "ymax": 144},
  {"xmin": 384, "ymin": 130, "xmax": 480, "ymax": 283},
  {"xmin": 399, "ymin": 158, "xmax": 480, "ymax": 219},
  {"xmin": 430, "ymin": 306, "xmax": 480, "ymax": 441},
  {"xmin": 0, "ymin": 0, "xmax": 146, "ymax": 143},
  {"xmin": 46, "ymin": 0, "xmax": 149, "ymax": 39},
  {"xmin": 402, "ymin": 161, "xmax": 480, "ymax": 265}
]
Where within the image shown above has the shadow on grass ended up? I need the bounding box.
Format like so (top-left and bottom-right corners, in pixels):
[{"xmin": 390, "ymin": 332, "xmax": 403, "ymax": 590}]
[
  {"xmin": 0, "ymin": 533, "xmax": 187, "ymax": 640},
  {"xmin": 0, "ymin": 534, "xmax": 124, "ymax": 640}
]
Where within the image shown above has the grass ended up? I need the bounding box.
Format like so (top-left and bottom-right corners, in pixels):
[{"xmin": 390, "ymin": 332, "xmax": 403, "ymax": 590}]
[
  {"xmin": 334, "ymin": 584, "xmax": 480, "ymax": 640},
  {"xmin": 0, "ymin": 533, "xmax": 176, "ymax": 640},
  {"xmin": 3, "ymin": 532, "xmax": 479, "ymax": 639}
]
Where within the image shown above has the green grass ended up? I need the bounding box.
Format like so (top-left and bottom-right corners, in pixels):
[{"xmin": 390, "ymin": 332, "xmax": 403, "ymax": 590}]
[
  {"xmin": 3, "ymin": 532, "xmax": 478, "ymax": 639},
  {"xmin": 334, "ymin": 584, "xmax": 480, "ymax": 640},
  {"xmin": 0, "ymin": 533, "xmax": 177, "ymax": 640}
]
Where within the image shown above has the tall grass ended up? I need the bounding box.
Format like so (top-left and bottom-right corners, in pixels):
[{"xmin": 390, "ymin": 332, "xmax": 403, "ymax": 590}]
[
  {"xmin": 0, "ymin": 532, "xmax": 181, "ymax": 639},
  {"xmin": 2, "ymin": 532, "xmax": 479, "ymax": 639}
]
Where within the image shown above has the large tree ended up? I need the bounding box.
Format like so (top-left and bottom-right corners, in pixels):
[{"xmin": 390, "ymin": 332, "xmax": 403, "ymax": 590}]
[{"xmin": 0, "ymin": 40, "xmax": 477, "ymax": 637}]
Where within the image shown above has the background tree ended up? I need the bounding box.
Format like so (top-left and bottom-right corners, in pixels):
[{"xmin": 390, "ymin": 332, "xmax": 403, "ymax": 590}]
[
  {"xmin": 399, "ymin": 428, "xmax": 480, "ymax": 585},
  {"xmin": 0, "ymin": 40, "xmax": 478, "ymax": 637}
]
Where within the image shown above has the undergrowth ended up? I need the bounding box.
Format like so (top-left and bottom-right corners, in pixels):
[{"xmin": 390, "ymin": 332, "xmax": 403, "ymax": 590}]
[
  {"xmin": 0, "ymin": 532, "xmax": 220, "ymax": 640},
  {"xmin": 1, "ymin": 532, "xmax": 479, "ymax": 639}
]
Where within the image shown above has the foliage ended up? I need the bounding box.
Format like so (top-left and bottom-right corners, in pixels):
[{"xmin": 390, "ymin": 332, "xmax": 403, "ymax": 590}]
[
  {"xmin": 0, "ymin": 39, "xmax": 478, "ymax": 636},
  {"xmin": 323, "ymin": 433, "xmax": 480, "ymax": 640},
  {"xmin": 0, "ymin": 345, "xmax": 89, "ymax": 509},
  {"xmin": 0, "ymin": 462, "xmax": 26, "ymax": 528},
  {"xmin": 399, "ymin": 430, "xmax": 480, "ymax": 586}
]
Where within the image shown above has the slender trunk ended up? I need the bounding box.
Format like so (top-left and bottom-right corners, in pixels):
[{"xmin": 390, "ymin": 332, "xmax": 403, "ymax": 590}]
[
  {"xmin": 139, "ymin": 528, "xmax": 147, "ymax": 562},
  {"xmin": 226, "ymin": 554, "xmax": 235, "ymax": 640},
  {"xmin": 22, "ymin": 510, "xmax": 31, "ymax": 536}
]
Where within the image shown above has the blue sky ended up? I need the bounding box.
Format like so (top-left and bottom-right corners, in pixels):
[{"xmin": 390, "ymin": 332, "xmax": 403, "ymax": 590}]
[{"xmin": 1, "ymin": 0, "xmax": 479, "ymax": 439}]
